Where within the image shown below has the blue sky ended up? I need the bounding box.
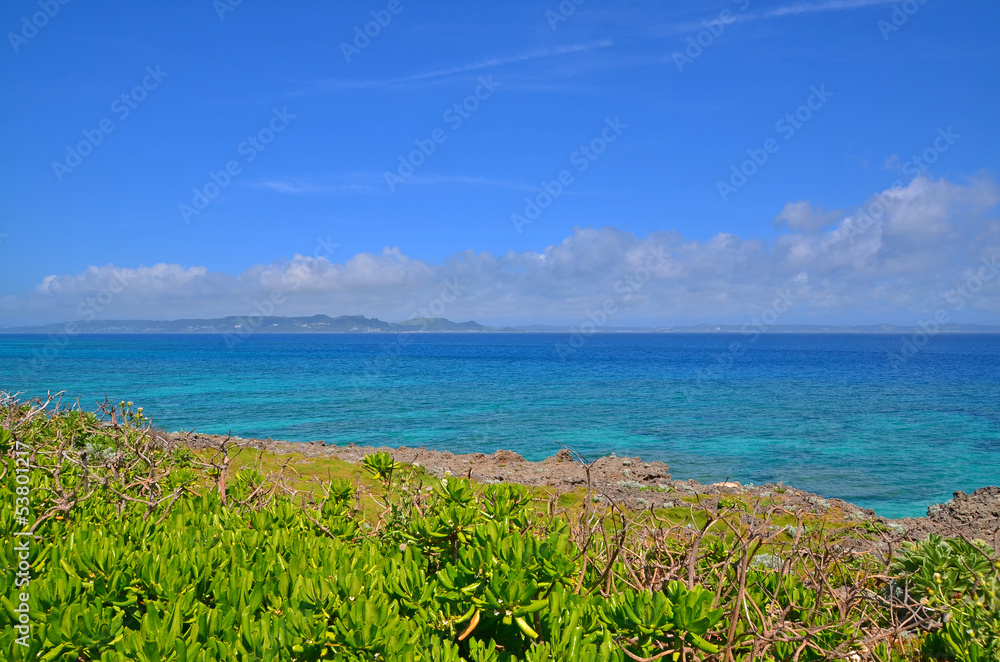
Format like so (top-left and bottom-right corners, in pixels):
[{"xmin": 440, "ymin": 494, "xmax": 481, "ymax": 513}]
[{"xmin": 1, "ymin": 0, "xmax": 999, "ymax": 326}]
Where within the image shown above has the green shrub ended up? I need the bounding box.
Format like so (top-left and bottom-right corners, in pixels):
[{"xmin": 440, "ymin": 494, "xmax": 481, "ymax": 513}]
[
  {"xmin": 893, "ymin": 535, "xmax": 1000, "ymax": 661},
  {"xmin": 0, "ymin": 396, "xmax": 976, "ymax": 661}
]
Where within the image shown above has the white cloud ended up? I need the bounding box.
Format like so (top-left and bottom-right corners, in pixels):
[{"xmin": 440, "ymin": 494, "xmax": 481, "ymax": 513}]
[
  {"xmin": 388, "ymin": 42, "xmax": 615, "ymax": 84},
  {"xmin": 654, "ymin": 0, "xmax": 896, "ymax": 37},
  {"xmin": 250, "ymin": 173, "xmax": 544, "ymax": 195},
  {"xmin": 292, "ymin": 41, "xmax": 614, "ymax": 94},
  {"xmin": 34, "ymin": 264, "xmax": 214, "ymax": 298},
  {"xmin": 3, "ymin": 175, "xmax": 999, "ymax": 327},
  {"xmin": 250, "ymin": 177, "xmax": 381, "ymax": 196},
  {"xmin": 773, "ymin": 200, "xmax": 840, "ymax": 235},
  {"xmin": 753, "ymin": 0, "xmax": 896, "ymax": 19}
]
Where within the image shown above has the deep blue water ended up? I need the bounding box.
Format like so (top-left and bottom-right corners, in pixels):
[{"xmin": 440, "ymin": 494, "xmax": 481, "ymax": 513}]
[{"xmin": 1, "ymin": 332, "xmax": 998, "ymax": 518}]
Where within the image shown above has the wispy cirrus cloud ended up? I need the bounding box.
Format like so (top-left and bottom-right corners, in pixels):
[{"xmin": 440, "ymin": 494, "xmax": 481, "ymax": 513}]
[
  {"xmin": 290, "ymin": 41, "xmax": 614, "ymax": 95},
  {"xmin": 292, "ymin": 0, "xmax": 892, "ymax": 98},
  {"xmin": 401, "ymin": 173, "xmax": 596, "ymax": 195},
  {"xmin": 404, "ymin": 174, "xmax": 538, "ymax": 191},
  {"xmin": 250, "ymin": 173, "xmax": 563, "ymax": 195},
  {"xmin": 249, "ymin": 177, "xmax": 382, "ymax": 196},
  {"xmin": 387, "ymin": 41, "xmax": 614, "ymax": 84},
  {"xmin": 756, "ymin": 0, "xmax": 898, "ymax": 18},
  {"xmin": 652, "ymin": 0, "xmax": 897, "ymax": 37}
]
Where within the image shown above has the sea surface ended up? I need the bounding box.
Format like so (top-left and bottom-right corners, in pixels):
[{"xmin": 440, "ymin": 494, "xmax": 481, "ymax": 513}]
[{"xmin": 1, "ymin": 332, "xmax": 998, "ymax": 518}]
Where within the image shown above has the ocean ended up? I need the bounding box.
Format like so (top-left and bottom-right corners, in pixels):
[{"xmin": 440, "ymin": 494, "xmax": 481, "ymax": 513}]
[{"xmin": 1, "ymin": 332, "xmax": 997, "ymax": 518}]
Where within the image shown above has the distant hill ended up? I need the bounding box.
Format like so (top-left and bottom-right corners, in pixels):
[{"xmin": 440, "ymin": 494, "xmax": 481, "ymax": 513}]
[
  {"xmin": 392, "ymin": 318, "xmax": 491, "ymax": 332},
  {"xmin": 1, "ymin": 316, "xmax": 999, "ymax": 335},
  {"xmin": 655, "ymin": 323, "xmax": 1000, "ymax": 333},
  {"xmin": 0, "ymin": 315, "xmax": 497, "ymax": 335}
]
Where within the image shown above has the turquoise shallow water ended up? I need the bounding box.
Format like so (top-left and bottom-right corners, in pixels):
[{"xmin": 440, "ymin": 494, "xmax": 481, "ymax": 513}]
[{"xmin": 1, "ymin": 332, "xmax": 998, "ymax": 517}]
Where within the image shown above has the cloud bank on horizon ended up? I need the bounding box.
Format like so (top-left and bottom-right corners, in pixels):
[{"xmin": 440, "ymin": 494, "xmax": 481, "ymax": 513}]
[
  {"xmin": 2, "ymin": 1, "xmax": 998, "ymax": 329},
  {"xmin": 4, "ymin": 175, "xmax": 998, "ymax": 328}
]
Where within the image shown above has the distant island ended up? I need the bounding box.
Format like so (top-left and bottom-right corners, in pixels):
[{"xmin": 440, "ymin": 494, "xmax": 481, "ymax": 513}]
[{"xmin": 2, "ymin": 314, "xmax": 1000, "ymax": 334}]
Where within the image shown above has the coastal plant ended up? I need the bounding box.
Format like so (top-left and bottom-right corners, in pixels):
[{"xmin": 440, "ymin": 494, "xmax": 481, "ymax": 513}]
[
  {"xmin": 481, "ymin": 483, "xmax": 533, "ymax": 529},
  {"xmin": 892, "ymin": 535, "xmax": 1000, "ymax": 660},
  {"xmin": 362, "ymin": 450, "xmax": 400, "ymax": 484},
  {"xmin": 320, "ymin": 477, "xmax": 357, "ymax": 516},
  {"xmin": 0, "ymin": 393, "xmax": 975, "ymax": 661}
]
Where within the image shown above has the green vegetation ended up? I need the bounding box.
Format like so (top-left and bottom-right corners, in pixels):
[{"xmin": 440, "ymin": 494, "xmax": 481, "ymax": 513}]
[
  {"xmin": 893, "ymin": 536, "xmax": 1000, "ymax": 661},
  {"xmin": 1, "ymin": 395, "xmax": 997, "ymax": 660}
]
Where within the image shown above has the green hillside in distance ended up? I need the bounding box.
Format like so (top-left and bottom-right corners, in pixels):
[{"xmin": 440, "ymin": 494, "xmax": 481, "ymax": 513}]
[{"xmin": 2, "ymin": 315, "xmax": 1000, "ymax": 334}]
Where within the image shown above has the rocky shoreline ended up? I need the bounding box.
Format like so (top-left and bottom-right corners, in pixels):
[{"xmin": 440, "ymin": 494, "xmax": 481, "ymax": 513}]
[{"xmin": 176, "ymin": 431, "xmax": 1000, "ymax": 548}]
